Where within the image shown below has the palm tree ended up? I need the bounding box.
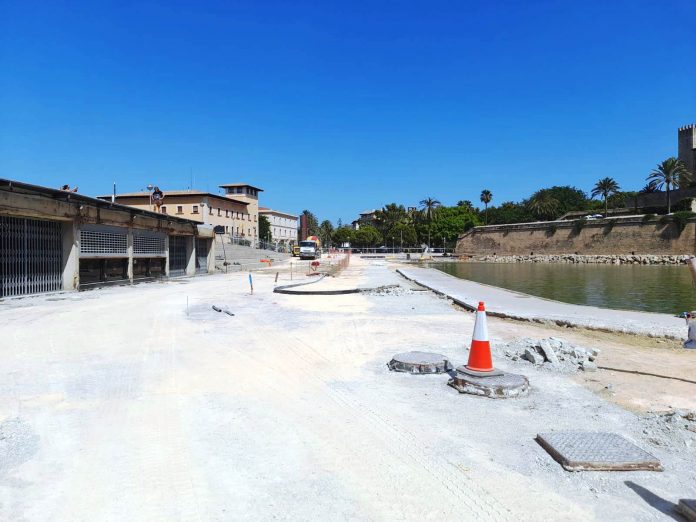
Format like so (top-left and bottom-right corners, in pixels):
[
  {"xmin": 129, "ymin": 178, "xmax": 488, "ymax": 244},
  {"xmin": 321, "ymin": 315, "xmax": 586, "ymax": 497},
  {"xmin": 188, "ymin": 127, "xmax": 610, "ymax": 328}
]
[
  {"xmin": 419, "ymin": 197, "xmax": 441, "ymax": 249},
  {"xmin": 639, "ymin": 182, "xmax": 659, "ymax": 194},
  {"xmin": 647, "ymin": 158, "xmax": 691, "ymax": 214},
  {"xmin": 318, "ymin": 220, "xmax": 334, "ymax": 247},
  {"xmin": 590, "ymin": 177, "xmax": 620, "ymax": 217},
  {"xmin": 419, "ymin": 197, "xmax": 441, "ymax": 221},
  {"xmin": 480, "ymin": 190, "xmax": 492, "ymax": 224},
  {"xmin": 527, "ymin": 192, "xmax": 560, "ymax": 220}
]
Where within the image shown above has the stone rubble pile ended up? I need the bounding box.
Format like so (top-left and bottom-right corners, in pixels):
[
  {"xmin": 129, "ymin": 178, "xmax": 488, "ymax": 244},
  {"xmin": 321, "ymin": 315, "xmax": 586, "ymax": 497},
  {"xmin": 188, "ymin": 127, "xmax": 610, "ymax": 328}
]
[
  {"xmin": 498, "ymin": 337, "xmax": 600, "ymax": 372},
  {"xmin": 641, "ymin": 409, "xmax": 696, "ymax": 449},
  {"xmin": 476, "ymin": 254, "xmax": 690, "ymax": 265}
]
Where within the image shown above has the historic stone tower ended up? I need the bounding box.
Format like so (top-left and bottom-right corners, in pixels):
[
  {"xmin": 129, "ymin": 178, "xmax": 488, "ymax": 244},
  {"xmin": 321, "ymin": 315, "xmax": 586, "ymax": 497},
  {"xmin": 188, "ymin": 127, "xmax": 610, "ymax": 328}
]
[{"xmin": 678, "ymin": 124, "xmax": 696, "ymax": 175}]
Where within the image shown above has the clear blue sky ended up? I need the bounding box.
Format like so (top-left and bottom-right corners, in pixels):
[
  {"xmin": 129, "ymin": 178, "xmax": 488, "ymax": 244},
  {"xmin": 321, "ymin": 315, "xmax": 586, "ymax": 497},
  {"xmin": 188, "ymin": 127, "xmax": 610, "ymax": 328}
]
[{"xmin": 1, "ymin": 0, "xmax": 694, "ymax": 224}]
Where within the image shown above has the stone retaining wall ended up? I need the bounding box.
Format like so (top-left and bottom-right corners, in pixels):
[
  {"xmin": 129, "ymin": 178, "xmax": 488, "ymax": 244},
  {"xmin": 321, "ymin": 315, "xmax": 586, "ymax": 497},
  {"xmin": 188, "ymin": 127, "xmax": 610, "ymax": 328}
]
[{"xmin": 456, "ymin": 217, "xmax": 696, "ymax": 257}]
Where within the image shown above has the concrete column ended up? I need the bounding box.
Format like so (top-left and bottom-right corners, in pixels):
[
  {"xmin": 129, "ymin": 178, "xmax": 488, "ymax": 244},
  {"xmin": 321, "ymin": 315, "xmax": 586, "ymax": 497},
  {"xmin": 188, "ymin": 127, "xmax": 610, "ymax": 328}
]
[
  {"xmin": 127, "ymin": 229, "xmax": 134, "ymax": 282},
  {"xmin": 185, "ymin": 235, "xmax": 196, "ymax": 276},
  {"xmin": 207, "ymin": 238, "xmax": 215, "ymax": 274},
  {"xmin": 62, "ymin": 221, "xmax": 79, "ymax": 290},
  {"xmin": 164, "ymin": 235, "xmax": 170, "ymax": 277}
]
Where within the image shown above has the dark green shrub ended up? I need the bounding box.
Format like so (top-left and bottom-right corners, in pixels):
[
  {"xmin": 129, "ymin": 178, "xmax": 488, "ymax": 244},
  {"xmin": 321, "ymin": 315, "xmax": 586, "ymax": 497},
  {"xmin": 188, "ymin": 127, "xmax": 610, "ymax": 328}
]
[
  {"xmin": 571, "ymin": 218, "xmax": 586, "ymax": 235},
  {"xmin": 671, "ymin": 211, "xmax": 696, "ymax": 234}
]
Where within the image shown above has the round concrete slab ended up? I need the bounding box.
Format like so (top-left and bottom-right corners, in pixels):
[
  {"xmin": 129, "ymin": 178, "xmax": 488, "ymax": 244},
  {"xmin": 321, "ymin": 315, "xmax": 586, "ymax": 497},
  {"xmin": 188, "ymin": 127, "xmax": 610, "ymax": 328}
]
[
  {"xmin": 448, "ymin": 370, "xmax": 529, "ymax": 398},
  {"xmin": 387, "ymin": 351, "xmax": 452, "ymax": 374}
]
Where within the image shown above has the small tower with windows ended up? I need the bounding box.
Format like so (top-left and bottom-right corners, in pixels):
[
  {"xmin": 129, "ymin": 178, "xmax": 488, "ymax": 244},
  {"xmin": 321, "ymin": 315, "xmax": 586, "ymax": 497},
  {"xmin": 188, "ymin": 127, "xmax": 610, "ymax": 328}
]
[
  {"xmin": 678, "ymin": 124, "xmax": 696, "ymax": 175},
  {"xmin": 219, "ymin": 184, "xmax": 263, "ymax": 241}
]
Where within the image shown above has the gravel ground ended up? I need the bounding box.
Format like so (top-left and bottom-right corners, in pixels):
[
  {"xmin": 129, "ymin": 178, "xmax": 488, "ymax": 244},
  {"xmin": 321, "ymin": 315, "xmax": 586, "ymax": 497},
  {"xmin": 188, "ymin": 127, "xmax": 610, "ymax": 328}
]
[{"xmin": 0, "ymin": 257, "xmax": 694, "ymax": 521}]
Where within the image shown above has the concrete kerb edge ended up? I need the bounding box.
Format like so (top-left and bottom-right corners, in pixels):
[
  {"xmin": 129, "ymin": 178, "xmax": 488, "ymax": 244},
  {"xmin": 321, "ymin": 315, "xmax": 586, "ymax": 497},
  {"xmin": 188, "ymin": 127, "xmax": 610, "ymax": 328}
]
[{"xmin": 394, "ymin": 268, "xmax": 682, "ymax": 341}]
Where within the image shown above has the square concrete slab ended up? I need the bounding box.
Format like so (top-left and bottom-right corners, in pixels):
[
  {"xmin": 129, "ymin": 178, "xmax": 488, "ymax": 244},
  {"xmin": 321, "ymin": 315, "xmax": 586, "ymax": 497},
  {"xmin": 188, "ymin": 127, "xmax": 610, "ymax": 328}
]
[{"xmin": 536, "ymin": 432, "xmax": 663, "ymax": 472}]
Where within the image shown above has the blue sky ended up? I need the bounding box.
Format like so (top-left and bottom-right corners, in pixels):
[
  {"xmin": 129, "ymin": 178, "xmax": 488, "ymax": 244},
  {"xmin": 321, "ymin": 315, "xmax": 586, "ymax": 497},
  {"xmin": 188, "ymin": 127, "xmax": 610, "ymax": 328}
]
[{"xmin": 1, "ymin": 0, "xmax": 694, "ymax": 224}]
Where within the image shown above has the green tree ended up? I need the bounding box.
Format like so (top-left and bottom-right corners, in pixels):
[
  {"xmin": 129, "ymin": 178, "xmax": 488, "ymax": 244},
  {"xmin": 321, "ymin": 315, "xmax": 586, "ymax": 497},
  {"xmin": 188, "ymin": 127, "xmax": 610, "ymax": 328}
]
[
  {"xmin": 332, "ymin": 227, "xmax": 354, "ymax": 245},
  {"xmin": 258, "ymin": 214, "xmax": 271, "ymax": 243},
  {"xmin": 647, "ymin": 158, "xmax": 692, "ymax": 214},
  {"xmin": 301, "ymin": 209, "xmax": 319, "ymax": 236},
  {"xmin": 591, "ymin": 177, "xmax": 620, "ymax": 217},
  {"xmin": 480, "ymin": 190, "xmax": 492, "ymax": 224},
  {"xmin": 391, "ymin": 222, "xmax": 418, "ymax": 248},
  {"xmin": 486, "ymin": 201, "xmax": 534, "ymax": 225},
  {"xmin": 374, "ymin": 203, "xmax": 409, "ymax": 239},
  {"xmin": 527, "ymin": 191, "xmax": 561, "ymax": 220},
  {"xmin": 318, "ymin": 220, "xmax": 334, "ymax": 246},
  {"xmin": 353, "ymin": 225, "xmax": 382, "ymax": 247},
  {"xmin": 427, "ymin": 206, "xmax": 480, "ymax": 248},
  {"xmin": 534, "ymin": 186, "xmax": 588, "ymax": 216},
  {"xmin": 457, "ymin": 200, "xmax": 475, "ymax": 212}
]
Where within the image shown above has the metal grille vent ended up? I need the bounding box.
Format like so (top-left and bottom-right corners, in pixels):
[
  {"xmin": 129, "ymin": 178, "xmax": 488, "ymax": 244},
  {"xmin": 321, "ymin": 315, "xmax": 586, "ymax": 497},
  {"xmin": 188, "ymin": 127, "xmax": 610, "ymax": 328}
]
[
  {"xmin": 80, "ymin": 229, "xmax": 127, "ymax": 256},
  {"xmin": 134, "ymin": 234, "xmax": 165, "ymax": 256}
]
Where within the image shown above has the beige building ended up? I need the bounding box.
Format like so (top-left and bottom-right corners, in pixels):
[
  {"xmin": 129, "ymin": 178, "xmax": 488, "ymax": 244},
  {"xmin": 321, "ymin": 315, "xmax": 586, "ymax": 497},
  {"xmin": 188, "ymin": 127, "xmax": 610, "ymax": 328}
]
[
  {"xmin": 259, "ymin": 207, "xmax": 298, "ymax": 246},
  {"xmin": 219, "ymin": 183, "xmax": 263, "ymax": 240},
  {"xmin": 99, "ymin": 190, "xmax": 257, "ymax": 238}
]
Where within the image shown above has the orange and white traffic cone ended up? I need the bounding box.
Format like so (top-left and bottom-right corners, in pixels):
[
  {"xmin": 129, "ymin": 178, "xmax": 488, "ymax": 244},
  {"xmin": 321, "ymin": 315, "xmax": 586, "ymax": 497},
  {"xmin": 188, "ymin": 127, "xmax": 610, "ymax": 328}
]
[{"xmin": 462, "ymin": 301, "xmax": 502, "ymax": 376}]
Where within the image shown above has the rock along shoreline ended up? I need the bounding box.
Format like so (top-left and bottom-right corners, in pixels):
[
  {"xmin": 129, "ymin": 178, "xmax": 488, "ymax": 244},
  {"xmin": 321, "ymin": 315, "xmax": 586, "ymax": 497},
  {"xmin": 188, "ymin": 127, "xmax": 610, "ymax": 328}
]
[{"xmin": 467, "ymin": 254, "xmax": 693, "ymax": 265}]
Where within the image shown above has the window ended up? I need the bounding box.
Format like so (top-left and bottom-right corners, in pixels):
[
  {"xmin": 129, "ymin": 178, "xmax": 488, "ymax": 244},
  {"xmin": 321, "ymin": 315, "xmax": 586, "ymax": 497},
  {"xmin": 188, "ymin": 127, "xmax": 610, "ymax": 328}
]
[
  {"xmin": 161, "ymin": 206, "xmax": 167, "ymax": 214},
  {"xmin": 217, "ymin": 208, "xmax": 221, "ymax": 216},
  {"xmin": 226, "ymin": 210, "xmax": 229, "ymax": 218},
  {"xmin": 236, "ymin": 226, "xmax": 240, "ymax": 235},
  {"xmin": 254, "ymin": 214, "xmax": 257, "ymax": 222},
  {"xmin": 192, "ymin": 205, "xmax": 199, "ymax": 214},
  {"xmin": 176, "ymin": 206, "xmax": 183, "ymax": 214},
  {"xmin": 225, "ymin": 226, "xmax": 229, "ymax": 233}
]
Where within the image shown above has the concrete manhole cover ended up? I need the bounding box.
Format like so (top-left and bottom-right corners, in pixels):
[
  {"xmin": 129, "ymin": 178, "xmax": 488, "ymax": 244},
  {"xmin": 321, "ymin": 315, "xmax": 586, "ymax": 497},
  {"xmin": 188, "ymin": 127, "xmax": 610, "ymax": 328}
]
[
  {"xmin": 448, "ymin": 370, "xmax": 529, "ymax": 398},
  {"xmin": 387, "ymin": 351, "xmax": 452, "ymax": 374},
  {"xmin": 536, "ymin": 432, "xmax": 663, "ymax": 471}
]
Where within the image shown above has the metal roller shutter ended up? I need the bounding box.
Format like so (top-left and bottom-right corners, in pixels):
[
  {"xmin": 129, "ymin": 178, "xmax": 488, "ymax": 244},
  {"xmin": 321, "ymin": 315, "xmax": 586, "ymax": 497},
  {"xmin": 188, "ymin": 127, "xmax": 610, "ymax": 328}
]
[
  {"xmin": 169, "ymin": 236, "xmax": 187, "ymax": 276},
  {"xmin": 0, "ymin": 216, "xmax": 63, "ymax": 298}
]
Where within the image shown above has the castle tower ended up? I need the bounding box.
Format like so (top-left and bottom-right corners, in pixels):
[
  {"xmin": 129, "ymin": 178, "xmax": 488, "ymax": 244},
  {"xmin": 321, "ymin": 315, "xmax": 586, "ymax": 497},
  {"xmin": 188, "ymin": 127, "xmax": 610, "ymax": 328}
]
[{"xmin": 678, "ymin": 124, "xmax": 696, "ymax": 175}]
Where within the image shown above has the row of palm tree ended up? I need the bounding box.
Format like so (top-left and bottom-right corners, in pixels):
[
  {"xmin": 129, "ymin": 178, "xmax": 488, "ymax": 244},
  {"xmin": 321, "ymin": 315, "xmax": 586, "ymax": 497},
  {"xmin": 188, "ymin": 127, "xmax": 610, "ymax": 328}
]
[
  {"xmin": 589, "ymin": 157, "xmax": 692, "ymax": 216},
  {"xmin": 418, "ymin": 157, "xmax": 692, "ymax": 227}
]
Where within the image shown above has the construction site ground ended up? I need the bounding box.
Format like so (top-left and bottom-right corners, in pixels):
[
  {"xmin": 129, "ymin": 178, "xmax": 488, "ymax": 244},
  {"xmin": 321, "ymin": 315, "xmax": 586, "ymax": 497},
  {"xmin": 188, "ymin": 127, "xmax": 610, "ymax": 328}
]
[{"xmin": 1, "ymin": 256, "xmax": 695, "ymax": 521}]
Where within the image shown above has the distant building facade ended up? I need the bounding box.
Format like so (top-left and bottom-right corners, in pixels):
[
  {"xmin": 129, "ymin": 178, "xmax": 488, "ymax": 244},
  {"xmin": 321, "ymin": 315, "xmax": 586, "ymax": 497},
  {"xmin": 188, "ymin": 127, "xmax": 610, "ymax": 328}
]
[
  {"xmin": 259, "ymin": 207, "xmax": 298, "ymax": 246},
  {"xmin": 679, "ymin": 124, "xmax": 696, "ymax": 175},
  {"xmin": 352, "ymin": 209, "xmax": 377, "ymax": 229},
  {"xmin": 99, "ymin": 190, "xmax": 250, "ymax": 237}
]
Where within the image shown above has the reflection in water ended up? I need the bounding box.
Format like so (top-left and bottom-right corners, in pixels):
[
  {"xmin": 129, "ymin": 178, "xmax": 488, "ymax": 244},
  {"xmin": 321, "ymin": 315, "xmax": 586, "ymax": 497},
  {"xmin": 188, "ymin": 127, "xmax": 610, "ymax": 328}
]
[{"xmin": 430, "ymin": 262, "xmax": 696, "ymax": 314}]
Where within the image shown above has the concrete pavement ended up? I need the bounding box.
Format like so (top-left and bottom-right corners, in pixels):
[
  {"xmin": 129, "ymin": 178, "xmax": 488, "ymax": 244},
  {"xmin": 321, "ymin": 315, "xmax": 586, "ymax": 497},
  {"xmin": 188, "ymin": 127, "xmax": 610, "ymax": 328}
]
[{"xmin": 397, "ymin": 266, "xmax": 686, "ymax": 340}]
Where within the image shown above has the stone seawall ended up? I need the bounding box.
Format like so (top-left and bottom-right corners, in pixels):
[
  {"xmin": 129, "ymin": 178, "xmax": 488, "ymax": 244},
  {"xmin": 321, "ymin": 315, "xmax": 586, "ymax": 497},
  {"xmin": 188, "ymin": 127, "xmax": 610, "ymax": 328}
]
[
  {"xmin": 472, "ymin": 254, "xmax": 691, "ymax": 265},
  {"xmin": 456, "ymin": 216, "xmax": 696, "ymax": 257}
]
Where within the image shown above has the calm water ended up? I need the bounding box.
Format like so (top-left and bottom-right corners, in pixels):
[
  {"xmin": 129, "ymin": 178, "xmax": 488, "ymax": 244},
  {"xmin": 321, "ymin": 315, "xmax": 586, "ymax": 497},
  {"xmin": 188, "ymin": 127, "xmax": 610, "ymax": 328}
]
[{"xmin": 430, "ymin": 262, "xmax": 696, "ymax": 314}]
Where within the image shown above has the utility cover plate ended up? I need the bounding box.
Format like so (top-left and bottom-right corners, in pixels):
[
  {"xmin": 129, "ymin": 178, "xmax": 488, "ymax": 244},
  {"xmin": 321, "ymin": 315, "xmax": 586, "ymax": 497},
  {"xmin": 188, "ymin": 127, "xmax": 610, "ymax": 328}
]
[
  {"xmin": 387, "ymin": 351, "xmax": 452, "ymax": 374},
  {"xmin": 537, "ymin": 432, "xmax": 663, "ymax": 472}
]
